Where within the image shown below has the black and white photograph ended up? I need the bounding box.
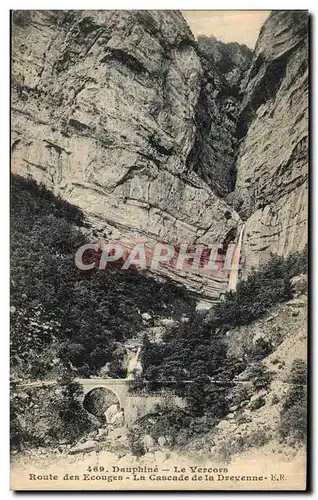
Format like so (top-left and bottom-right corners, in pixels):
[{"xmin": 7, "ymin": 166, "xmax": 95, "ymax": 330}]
[{"xmin": 10, "ymin": 9, "xmax": 308, "ymax": 491}]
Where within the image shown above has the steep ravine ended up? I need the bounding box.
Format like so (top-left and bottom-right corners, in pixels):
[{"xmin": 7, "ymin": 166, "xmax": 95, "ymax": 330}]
[
  {"xmin": 11, "ymin": 10, "xmax": 308, "ymax": 471},
  {"xmin": 228, "ymin": 10, "xmax": 308, "ymax": 275},
  {"xmin": 11, "ymin": 10, "xmax": 242, "ymax": 300},
  {"xmin": 11, "ymin": 10, "xmax": 308, "ymax": 298}
]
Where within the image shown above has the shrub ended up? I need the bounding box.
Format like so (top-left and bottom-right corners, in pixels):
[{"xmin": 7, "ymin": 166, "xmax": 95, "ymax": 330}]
[
  {"xmin": 271, "ymin": 394, "xmax": 280, "ymax": 405},
  {"xmin": 251, "ymin": 338, "xmax": 273, "ymax": 360},
  {"xmin": 130, "ymin": 439, "xmax": 146, "ymax": 457},
  {"xmin": 249, "ymin": 428, "xmax": 270, "ymax": 447},
  {"xmin": 244, "ymin": 338, "xmax": 274, "ymax": 362},
  {"xmin": 244, "ymin": 363, "xmax": 273, "ymax": 391},
  {"xmin": 271, "ymin": 358, "xmax": 280, "ymax": 365},
  {"xmin": 280, "ymin": 404, "xmax": 307, "ymax": 443},
  {"xmin": 287, "ymin": 359, "xmax": 307, "ymax": 386},
  {"xmin": 250, "ymin": 397, "xmax": 266, "ymax": 411},
  {"xmin": 253, "ymin": 369, "xmax": 273, "ymax": 391},
  {"xmin": 279, "ymin": 359, "xmax": 307, "ymax": 443},
  {"xmin": 287, "ymin": 246, "xmax": 308, "ymax": 277},
  {"xmin": 228, "ymin": 385, "xmax": 249, "ymax": 407}
]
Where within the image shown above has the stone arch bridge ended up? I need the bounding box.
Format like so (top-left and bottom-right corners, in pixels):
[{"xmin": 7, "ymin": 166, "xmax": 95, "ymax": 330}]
[
  {"xmin": 13, "ymin": 378, "xmax": 186, "ymax": 427},
  {"xmin": 79, "ymin": 378, "xmax": 132, "ymax": 407}
]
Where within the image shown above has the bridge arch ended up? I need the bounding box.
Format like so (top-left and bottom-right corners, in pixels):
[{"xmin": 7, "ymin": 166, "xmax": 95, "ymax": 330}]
[{"xmin": 83, "ymin": 386, "xmax": 122, "ymax": 416}]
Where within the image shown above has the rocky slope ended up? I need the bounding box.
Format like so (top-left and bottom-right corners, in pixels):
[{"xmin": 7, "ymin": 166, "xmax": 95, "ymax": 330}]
[
  {"xmin": 228, "ymin": 11, "xmax": 308, "ymax": 275},
  {"xmin": 11, "ymin": 10, "xmax": 242, "ymax": 299},
  {"xmin": 11, "ymin": 275, "xmax": 307, "ymax": 473},
  {"xmin": 179, "ymin": 274, "xmax": 307, "ymax": 463},
  {"xmin": 11, "ymin": 10, "xmax": 308, "ymax": 296}
]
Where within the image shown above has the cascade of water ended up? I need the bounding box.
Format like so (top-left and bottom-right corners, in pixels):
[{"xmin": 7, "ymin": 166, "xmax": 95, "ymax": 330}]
[
  {"xmin": 125, "ymin": 346, "xmax": 142, "ymax": 380},
  {"xmin": 228, "ymin": 224, "xmax": 245, "ymax": 292}
]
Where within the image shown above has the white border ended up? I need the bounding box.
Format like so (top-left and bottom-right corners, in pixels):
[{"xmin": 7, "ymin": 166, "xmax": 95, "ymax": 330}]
[{"xmin": 4, "ymin": 1, "xmax": 317, "ymax": 9}]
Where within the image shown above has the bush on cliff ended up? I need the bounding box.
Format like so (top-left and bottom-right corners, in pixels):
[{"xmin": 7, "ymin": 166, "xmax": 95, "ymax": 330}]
[
  {"xmin": 279, "ymin": 359, "xmax": 307, "ymax": 443},
  {"xmin": 207, "ymin": 248, "xmax": 307, "ymax": 328}
]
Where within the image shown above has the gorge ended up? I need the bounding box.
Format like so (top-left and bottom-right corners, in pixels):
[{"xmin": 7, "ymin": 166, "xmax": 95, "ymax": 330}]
[
  {"xmin": 10, "ymin": 10, "xmax": 308, "ymax": 473},
  {"xmin": 11, "ymin": 10, "xmax": 308, "ymax": 300}
]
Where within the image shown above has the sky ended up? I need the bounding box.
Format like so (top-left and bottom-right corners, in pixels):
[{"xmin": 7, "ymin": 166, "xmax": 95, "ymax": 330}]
[{"xmin": 181, "ymin": 10, "xmax": 270, "ymax": 48}]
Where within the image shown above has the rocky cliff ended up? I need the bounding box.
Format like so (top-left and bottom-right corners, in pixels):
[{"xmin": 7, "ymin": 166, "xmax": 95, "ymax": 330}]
[
  {"xmin": 228, "ymin": 10, "xmax": 308, "ymax": 274},
  {"xmin": 11, "ymin": 10, "xmax": 241, "ymax": 299},
  {"xmin": 11, "ymin": 10, "xmax": 308, "ymax": 297}
]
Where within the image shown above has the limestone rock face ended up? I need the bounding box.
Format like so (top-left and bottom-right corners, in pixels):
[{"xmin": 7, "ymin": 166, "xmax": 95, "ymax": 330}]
[
  {"xmin": 11, "ymin": 10, "xmax": 241, "ymax": 299},
  {"xmin": 230, "ymin": 11, "xmax": 308, "ymax": 274},
  {"xmin": 11, "ymin": 10, "xmax": 308, "ymax": 296},
  {"xmin": 188, "ymin": 55, "xmax": 240, "ymax": 197}
]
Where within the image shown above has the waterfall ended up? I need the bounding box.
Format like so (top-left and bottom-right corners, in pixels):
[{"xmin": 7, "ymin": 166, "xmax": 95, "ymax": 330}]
[
  {"xmin": 126, "ymin": 346, "xmax": 142, "ymax": 380},
  {"xmin": 228, "ymin": 224, "xmax": 245, "ymax": 292}
]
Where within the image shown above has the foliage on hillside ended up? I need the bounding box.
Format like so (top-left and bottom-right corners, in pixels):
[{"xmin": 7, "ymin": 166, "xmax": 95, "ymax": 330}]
[
  {"xmin": 10, "ymin": 372, "xmax": 94, "ymax": 450},
  {"xmin": 207, "ymin": 249, "xmax": 308, "ymax": 328},
  {"xmin": 10, "ymin": 175, "xmax": 307, "ymax": 451},
  {"xmin": 197, "ymin": 35, "xmax": 252, "ymax": 89},
  {"xmin": 141, "ymin": 248, "xmax": 307, "ymax": 385},
  {"xmin": 10, "ymin": 175, "xmax": 196, "ymax": 379},
  {"xmin": 139, "ymin": 248, "xmax": 307, "ymax": 443}
]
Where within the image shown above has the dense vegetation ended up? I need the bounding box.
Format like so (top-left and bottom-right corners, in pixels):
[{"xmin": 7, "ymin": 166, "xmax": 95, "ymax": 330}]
[
  {"xmin": 10, "ymin": 174, "xmax": 307, "ymax": 452},
  {"xmin": 10, "ymin": 175, "xmax": 196, "ymax": 380},
  {"xmin": 207, "ymin": 248, "xmax": 307, "ymax": 328},
  {"xmin": 197, "ymin": 35, "xmax": 252, "ymax": 89},
  {"xmin": 10, "ymin": 174, "xmax": 197, "ymax": 450},
  {"xmin": 11, "ymin": 371, "xmax": 94, "ymax": 450},
  {"xmin": 138, "ymin": 248, "xmax": 307, "ymax": 443},
  {"xmin": 279, "ymin": 359, "xmax": 307, "ymax": 443}
]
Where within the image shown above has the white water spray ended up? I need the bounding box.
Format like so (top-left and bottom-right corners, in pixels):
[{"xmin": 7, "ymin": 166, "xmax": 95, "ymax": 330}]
[
  {"xmin": 228, "ymin": 224, "xmax": 245, "ymax": 292},
  {"xmin": 126, "ymin": 346, "xmax": 142, "ymax": 380}
]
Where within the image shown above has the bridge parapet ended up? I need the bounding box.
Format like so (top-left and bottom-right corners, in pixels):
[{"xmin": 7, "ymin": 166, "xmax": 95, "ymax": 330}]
[{"xmin": 77, "ymin": 378, "xmax": 130, "ymax": 406}]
